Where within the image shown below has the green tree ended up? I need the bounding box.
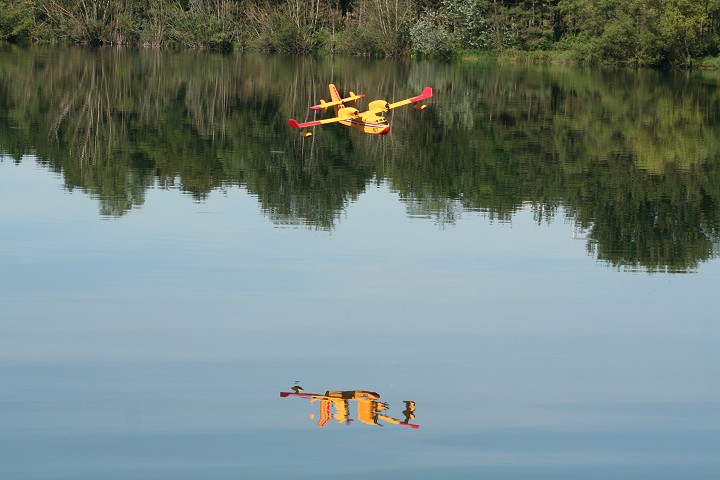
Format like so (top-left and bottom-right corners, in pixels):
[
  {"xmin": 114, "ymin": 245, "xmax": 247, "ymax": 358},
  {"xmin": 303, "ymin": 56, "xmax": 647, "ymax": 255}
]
[
  {"xmin": 653, "ymin": 0, "xmax": 710, "ymax": 65},
  {"xmin": 0, "ymin": 0, "xmax": 34, "ymax": 42}
]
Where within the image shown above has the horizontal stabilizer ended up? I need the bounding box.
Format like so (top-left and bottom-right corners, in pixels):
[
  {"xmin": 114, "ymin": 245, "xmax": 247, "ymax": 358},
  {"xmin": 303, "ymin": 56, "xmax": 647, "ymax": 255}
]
[{"xmin": 310, "ymin": 92, "xmax": 365, "ymax": 111}]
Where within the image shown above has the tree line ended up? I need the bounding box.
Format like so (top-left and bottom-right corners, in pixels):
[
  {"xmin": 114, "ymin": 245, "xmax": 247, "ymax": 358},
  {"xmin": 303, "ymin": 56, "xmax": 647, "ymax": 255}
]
[{"xmin": 2, "ymin": 0, "xmax": 720, "ymax": 66}]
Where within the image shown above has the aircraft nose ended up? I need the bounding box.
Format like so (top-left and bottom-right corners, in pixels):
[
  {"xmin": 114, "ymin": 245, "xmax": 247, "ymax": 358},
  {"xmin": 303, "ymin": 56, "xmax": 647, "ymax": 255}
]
[{"xmin": 380, "ymin": 125, "xmax": 390, "ymax": 135}]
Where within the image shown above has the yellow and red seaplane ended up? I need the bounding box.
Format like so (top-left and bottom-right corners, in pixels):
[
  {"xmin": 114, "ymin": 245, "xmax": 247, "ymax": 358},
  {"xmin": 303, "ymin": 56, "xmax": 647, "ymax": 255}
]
[
  {"xmin": 289, "ymin": 84, "xmax": 432, "ymax": 137},
  {"xmin": 280, "ymin": 386, "xmax": 419, "ymax": 428}
]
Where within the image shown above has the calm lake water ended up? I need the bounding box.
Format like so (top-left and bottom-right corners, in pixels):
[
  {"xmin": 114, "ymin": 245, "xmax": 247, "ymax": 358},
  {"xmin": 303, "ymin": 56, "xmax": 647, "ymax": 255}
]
[{"xmin": 1, "ymin": 45, "xmax": 719, "ymax": 479}]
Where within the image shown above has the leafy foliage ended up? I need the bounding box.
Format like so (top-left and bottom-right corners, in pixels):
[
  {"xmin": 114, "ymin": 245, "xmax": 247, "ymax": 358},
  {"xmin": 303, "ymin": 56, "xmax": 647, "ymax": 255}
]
[{"xmin": 2, "ymin": 0, "xmax": 720, "ymax": 64}]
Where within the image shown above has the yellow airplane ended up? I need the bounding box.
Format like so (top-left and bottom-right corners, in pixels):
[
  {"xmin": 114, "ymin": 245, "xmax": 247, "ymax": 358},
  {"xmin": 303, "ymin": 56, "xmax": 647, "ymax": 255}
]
[
  {"xmin": 280, "ymin": 387, "xmax": 419, "ymax": 429},
  {"xmin": 289, "ymin": 84, "xmax": 433, "ymax": 137}
]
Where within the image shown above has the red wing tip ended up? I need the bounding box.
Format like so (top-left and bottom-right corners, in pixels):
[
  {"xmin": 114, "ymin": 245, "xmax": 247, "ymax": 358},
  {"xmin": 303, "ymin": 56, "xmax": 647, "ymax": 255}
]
[
  {"xmin": 411, "ymin": 87, "xmax": 433, "ymax": 102},
  {"xmin": 310, "ymin": 106, "xmax": 321, "ymax": 111},
  {"xmin": 290, "ymin": 119, "xmax": 321, "ymax": 128},
  {"xmin": 280, "ymin": 391, "xmax": 312, "ymax": 397}
]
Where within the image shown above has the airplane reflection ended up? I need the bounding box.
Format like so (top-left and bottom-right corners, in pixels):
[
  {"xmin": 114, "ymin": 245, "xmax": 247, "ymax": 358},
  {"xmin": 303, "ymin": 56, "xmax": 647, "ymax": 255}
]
[{"xmin": 280, "ymin": 386, "xmax": 419, "ymax": 429}]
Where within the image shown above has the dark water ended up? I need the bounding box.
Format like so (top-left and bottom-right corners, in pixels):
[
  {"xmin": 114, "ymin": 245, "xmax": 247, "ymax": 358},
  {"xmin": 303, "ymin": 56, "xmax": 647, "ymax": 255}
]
[{"xmin": 1, "ymin": 45, "xmax": 719, "ymax": 479}]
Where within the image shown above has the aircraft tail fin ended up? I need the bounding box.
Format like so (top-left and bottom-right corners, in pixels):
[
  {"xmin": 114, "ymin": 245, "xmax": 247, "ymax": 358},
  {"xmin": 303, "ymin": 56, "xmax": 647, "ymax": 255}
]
[
  {"xmin": 329, "ymin": 84, "xmax": 343, "ymax": 114},
  {"xmin": 329, "ymin": 84, "xmax": 341, "ymax": 103}
]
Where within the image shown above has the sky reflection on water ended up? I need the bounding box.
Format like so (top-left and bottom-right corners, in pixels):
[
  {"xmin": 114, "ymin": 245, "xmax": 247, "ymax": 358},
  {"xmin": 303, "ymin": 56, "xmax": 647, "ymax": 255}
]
[{"xmin": 1, "ymin": 158, "xmax": 719, "ymax": 479}]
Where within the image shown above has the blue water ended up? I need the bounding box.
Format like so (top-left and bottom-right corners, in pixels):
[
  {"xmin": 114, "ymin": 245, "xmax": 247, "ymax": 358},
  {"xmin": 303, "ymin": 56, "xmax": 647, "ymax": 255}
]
[{"xmin": 1, "ymin": 158, "xmax": 718, "ymax": 479}]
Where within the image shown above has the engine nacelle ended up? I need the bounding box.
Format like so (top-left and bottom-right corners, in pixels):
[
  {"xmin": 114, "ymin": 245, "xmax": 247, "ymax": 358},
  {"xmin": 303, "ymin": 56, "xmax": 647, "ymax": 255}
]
[
  {"xmin": 368, "ymin": 100, "xmax": 390, "ymax": 113},
  {"xmin": 338, "ymin": 107, "xmax": 359, "ymax": 119}
]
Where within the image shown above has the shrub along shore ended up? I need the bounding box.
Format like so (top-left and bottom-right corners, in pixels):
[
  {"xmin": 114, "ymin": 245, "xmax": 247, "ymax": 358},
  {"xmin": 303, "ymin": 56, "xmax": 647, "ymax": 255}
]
[{"xmin": 3, "ymin": 0, "xmax": 720, "ymax": 67}]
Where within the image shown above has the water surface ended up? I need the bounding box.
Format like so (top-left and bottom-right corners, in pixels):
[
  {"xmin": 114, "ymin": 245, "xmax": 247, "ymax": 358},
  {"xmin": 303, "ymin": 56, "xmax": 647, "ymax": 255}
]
[{"xmin": 1, "ymin": 46, "xmax": 719, "ymax": 479}]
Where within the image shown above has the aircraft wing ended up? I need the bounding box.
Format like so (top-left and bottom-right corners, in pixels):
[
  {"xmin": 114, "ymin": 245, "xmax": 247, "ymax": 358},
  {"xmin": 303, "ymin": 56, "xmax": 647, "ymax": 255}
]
[
  {"xmin": 289, "ymin": 109, "xmax": 359, "ymax": 129},
  {"xmin": 363, "ymin": 87, "xmax": 433, "ymax": 114},
  {"xmin": 289, "ymin": 116, "xmax": 350, "ymax": 129},
  {"xmin": 386, "ymin": 86, "xmax": 433, "ymax": 110}
]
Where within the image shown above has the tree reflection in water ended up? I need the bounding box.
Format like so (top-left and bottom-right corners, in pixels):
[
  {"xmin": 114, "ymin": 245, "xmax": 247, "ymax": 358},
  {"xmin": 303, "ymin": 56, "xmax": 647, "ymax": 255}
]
[{"xmin": 0, "ymin": 45, "xmax": 718, "ymax": 272}]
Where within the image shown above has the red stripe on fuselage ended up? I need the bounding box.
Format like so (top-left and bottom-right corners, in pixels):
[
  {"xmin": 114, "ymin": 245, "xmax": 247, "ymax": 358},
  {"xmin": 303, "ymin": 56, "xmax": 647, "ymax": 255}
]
[
  {"xmin": 349, "ymin": 120, "xmax": 383, "ymax": 128},
  {"xmin": 345, "ymin": 119, "xmax": 391, "ymax": 134}
]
